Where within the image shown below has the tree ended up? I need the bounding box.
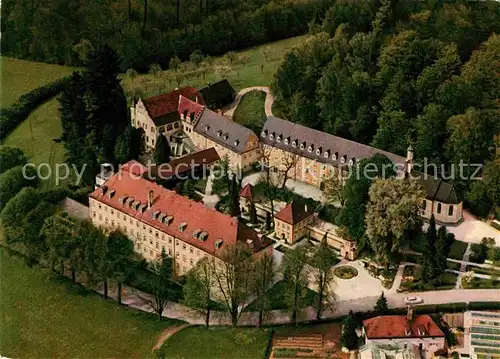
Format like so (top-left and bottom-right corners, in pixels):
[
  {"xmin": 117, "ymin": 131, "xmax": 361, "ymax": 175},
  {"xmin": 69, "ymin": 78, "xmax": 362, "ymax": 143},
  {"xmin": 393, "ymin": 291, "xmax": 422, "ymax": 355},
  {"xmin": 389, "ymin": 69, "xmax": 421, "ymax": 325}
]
[
  {"xmin": 282, "ymin": 245, "xmax": 309, "ymax": 326},
  {"xmin": 211, "ymin": 243, "xmax": 253, "ymax": 327},
  {"xmin": 142, "ymin": 0, "xmax": 148, "ymax": 37},
  {"xmin": 252, "ymin": 253, "xmax": 276, "ymax": 327},
  {"xmin": 374, "ymin": 292, "xmax": 388, "ymax": 314},
  {"xmin": 169, "ymin": 56, "xmax": 181, "ymax": 70},
  {"xmin": 225, "ymin": 51, "xmax": 236, "ymax": 64},
  {"xmin": 0, "ymin": 146, "xmax": 27, "ymax": 175},
  {"xmin": 190, "ymin": 50, "xmax": 204, "ymax": 67},
  {"xmin": 340, "ymin": 311, "xmax": 359, "ymax": 350},
  {"xmin": 153, "ymin": 134, "xmax": 171, "ymax": 164},
  {"xmin": 184, "ymin": 257, "xmax": 215, "ymax": 327},
  {"xmin": 365, "ymin": 178, "xmax": 425, "ymax": 267},
  {"xmin": 126, "ymin": 68, "xmax": 138, "ymax": 97},
  {"xmin": 420, "ymin": 215, "xmax": 439, "ymax": 281},
  {"xmin": 0, "ymin": 165, "xmax": 39, "ymax": 211},
  {"xmin": 149, "ymin": 63, "xmax": 162, "ymax": 94},
  {"xmin": 311, "ymin": 236, "xmax": 336, "ymax": 319},
  {"xmin": 279, "ymin": 152, "xmax": 298, "ymax": 189},
  {"xmin": 262, "ymin": 46, "xmax": 271, "ymax": 62},
  {"xmin": 339, "ymin": 154, "xmax": 396, "ymax": 247},
  {"xmin": 139, "ymin": 249, "xmax": 174, "ymax": 320},
  {"xmin": 106, "ymin": 231, "xmax": 135, "ymax": 304},
  {"xmin": 115, "ymin": 125, "xmax": 141, "ymax": 164},
  {"xmin": 227, "ymin": 175, "xmax": 241, "ymax": 217},
  {"xmin": 215, "ymin": 65, "xmax": 231, "ymax": 80},
  {"xmin": 249, "ymin": 200, "xmax": 258, "ymax": 224},
  {"xmin": 260, "ymin": 145, "xmax": 280, "ymax": 221},
  {"xmin": 324, "ymin": 170, "xmax": 345, "ymax": 206}
]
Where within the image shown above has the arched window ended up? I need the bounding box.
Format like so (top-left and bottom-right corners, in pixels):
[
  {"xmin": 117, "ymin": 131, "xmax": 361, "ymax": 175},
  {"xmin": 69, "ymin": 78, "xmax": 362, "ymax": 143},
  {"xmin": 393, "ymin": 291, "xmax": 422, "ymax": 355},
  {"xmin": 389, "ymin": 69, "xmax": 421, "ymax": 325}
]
[
  {"xmin": 437, "ymin": 203, "xmax": 442, "ymax": 214},
  {"xmin": 448, "ymin": 205, "xmax": 454, "ymax": 216}
]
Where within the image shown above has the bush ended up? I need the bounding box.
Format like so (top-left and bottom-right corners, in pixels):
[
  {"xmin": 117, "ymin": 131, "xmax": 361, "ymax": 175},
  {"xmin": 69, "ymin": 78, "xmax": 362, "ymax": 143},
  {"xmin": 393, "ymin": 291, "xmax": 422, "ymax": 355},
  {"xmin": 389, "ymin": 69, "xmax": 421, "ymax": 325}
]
[
  {"xmin": 0, "ymin": 146, "xmax": 27, "ymax": 175},
  {"xmin": 468, "ymin": 302, "xmax": 500, "ymax": 310},
  {"xmin": 0, "ymin": 77, "xmax": 70, "ymax": 140},
  {"xmin": 68, "ymin": 186, "xmax": 93, "ymax": 206},
  {"xmin": 0, "ymin": 165, "xmax": 40, "ymax": 211},
  {"xmin": 41, "ymin": 188, "xmax": 70, "ymax": 204}
]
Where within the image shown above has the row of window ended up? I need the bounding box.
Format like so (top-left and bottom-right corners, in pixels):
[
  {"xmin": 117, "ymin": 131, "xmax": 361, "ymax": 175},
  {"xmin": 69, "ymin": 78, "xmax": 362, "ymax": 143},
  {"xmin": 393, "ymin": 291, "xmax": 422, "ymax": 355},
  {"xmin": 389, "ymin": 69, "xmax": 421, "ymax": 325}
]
[{"xmin": 422, "ymin": 200, "xmax": 455, "ymax": 216}]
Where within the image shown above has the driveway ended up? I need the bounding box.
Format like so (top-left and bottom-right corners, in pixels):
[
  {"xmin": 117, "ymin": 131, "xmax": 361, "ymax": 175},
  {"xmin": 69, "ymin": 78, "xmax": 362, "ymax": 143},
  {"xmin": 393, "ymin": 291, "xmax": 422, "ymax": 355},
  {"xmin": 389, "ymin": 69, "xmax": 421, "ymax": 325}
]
[
  {"xmin": 445, "ymin": 210, "xmax": 500, "ymax": 245},
  {"xmin": 331, "ymin": 260, "xmax": 386, "ymax": 301},
  {"xmin": 224, "ymin": 86, "xmax": 275, "ymax": 118}
]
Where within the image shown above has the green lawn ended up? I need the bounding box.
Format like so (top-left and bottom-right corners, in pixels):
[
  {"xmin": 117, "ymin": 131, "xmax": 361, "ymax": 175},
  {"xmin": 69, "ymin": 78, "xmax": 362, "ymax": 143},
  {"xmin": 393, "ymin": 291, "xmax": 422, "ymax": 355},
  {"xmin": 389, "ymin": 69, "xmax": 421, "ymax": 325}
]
[
  {"xmin": 0, "ymin": 56, "xmax": 74, "ymax": 107},
  {"xmin": 122, "ymin": 35, "xmax": 308, "ymax": 99},
  {"xmin": 463, "ymin": 277, "xmax": 500, "ymax": 289},
  {"xmin": 245, "ymin": 280, "xmax": 318, "ymax": 311},
  {"xmin": 158, "ymin": 326, "xmax": 270, "ymax": 359},
  {"xmin": 0, "ymin": 248, "xmax": 182, "ymax": 358},
  {"xmin": 1, "ymin": 57, "xmax": 76, "ymax": 190},
  {"xmin": 449, "ymin": 240, "xmax": 469, "ymax": 260},
  {"xmin": 232, "ymin": 90, "xmax": 267, "ymax": 133}
]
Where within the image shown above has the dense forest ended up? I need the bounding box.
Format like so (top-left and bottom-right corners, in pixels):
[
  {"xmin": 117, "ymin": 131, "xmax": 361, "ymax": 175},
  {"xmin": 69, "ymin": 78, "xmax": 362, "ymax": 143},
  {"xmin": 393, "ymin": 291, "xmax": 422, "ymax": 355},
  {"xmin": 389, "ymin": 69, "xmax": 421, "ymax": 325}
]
[
  {"xmin": 272, "ymin": 0, "xmax": 500, "ymax": 215},
  {"xmin": 1, "ymin": 0, "xmax": 332, "ymax": 71}
]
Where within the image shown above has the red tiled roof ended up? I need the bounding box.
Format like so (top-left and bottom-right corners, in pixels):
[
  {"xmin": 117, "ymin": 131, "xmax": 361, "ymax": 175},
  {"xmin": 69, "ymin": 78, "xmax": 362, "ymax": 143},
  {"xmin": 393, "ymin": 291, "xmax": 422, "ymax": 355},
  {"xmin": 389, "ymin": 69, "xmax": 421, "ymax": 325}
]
[
  {"xmin": 120, "ymin": 160, "xmax": 148, "ymax": 176},
  {"xmin": 142, "ymin": 87, "xmax": 205, "ymax": 120},
  {"xmin": 89, "ymin": 162, "xmax": 272, "ymax": 259},
  {"xmin": 275, "ymin": 201, "xmax": 313, "ymax": 225},
  {"xmin": 363, "ymin": 315, "xmax": 445, "ymax": 339},
  {"xmin": 239, "ymin": 184, "xmax": 253, "ymax": 199},
  {"xmin": 178, "ymin": 95, "xmax": 205, "ymax": 122},
  {"xmin": 145, "ymin": 148, "xmax": 220, "ymax": 179}
]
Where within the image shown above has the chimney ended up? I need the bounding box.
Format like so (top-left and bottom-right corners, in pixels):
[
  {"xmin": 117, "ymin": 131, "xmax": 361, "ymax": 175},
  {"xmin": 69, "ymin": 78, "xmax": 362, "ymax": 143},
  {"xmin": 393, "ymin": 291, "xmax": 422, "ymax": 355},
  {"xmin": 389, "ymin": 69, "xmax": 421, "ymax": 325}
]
[
  {"xmin": 406, "ymin": 144, "xmax": 414, "ymax": 174},
  {"xmin": 148, "ymin": 190, "xmax": 154, "ymax": 209},
  {"xmin": 406, "ymin": 305, "xmax": 414, "ymax": 321}
]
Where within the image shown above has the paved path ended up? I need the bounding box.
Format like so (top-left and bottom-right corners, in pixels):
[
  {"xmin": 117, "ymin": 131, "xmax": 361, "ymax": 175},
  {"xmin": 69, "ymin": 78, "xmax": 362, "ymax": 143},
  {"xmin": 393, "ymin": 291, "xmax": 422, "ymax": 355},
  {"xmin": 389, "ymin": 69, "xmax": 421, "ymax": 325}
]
[
  {"xmin": 445, "ymin": 210, "xmax": 500, "ymax": 245},
  {"xmin": 152, "ymin": 324, "xmax": 191, "ymax": 351},
  {"xmin": 97, "ymin": 283, "xmax": 500, "ymax": 327},
  {"xmin": 224, "ymin": 86, "xmax": 275, "ymax": 118},
  {"xmin": 60, "ymin": 197, "xmax": 89, "ymax": 220}
]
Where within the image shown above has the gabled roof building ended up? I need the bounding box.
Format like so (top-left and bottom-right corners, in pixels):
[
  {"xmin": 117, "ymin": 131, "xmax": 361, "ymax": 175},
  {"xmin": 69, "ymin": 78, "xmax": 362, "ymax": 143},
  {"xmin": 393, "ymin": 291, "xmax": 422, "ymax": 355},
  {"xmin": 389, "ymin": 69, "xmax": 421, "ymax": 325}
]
[
  {"xmin": 261, "ymin": 116, "xmax": 463, "ymax": 224},
  {"xmin": 89, "ymin": 161, "xmax": 272, "ymax": 276},
  {"xmin": 362, "ymin": 314, "xmax": 446, "ymax": 359}
]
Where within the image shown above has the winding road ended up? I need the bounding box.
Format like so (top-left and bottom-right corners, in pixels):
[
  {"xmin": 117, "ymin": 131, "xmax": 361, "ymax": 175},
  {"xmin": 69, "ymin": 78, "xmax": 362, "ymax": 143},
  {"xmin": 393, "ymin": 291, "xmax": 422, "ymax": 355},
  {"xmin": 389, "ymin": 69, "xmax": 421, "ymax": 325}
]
[{"xmin": 224, "ymin": 86, "xmax": 275, "ymax": 118}]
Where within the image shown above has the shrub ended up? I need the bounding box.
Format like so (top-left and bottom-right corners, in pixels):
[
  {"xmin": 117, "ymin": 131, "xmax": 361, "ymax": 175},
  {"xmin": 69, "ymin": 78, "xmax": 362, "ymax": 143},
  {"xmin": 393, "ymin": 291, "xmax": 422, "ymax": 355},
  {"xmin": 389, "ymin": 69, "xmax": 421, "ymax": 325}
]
[{"xmin": 0, "ymin": 77, "xmax": 70, "ymax": 140}]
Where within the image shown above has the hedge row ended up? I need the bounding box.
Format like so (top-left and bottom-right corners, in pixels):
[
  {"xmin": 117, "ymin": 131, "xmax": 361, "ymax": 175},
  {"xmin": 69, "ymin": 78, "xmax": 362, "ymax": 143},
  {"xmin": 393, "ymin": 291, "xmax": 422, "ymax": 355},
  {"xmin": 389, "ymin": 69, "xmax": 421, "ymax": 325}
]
[{"xmin": 0, "ymin": 76, "xmax": 70, "ymax": 140}]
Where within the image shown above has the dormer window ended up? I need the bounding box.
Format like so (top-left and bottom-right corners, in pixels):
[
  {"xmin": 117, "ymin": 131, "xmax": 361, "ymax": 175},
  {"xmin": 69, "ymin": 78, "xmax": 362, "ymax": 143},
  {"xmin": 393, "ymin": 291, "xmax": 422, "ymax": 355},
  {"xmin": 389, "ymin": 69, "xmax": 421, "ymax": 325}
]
[
  {"xmin": 107, "ymin": 189, "xmax": 116, "ymax": 198},
  {"xmin": 217, "ymin": 130, "xmax": 222, "ymax": 137},
  {"xmin": 193, "ymin": 229, "xmax": 202, "ymax": 239},
  {"xmin": 139, "ymin": 204, "xmax": 148, "ymax": 213},
  {"xmin": 178, "ymin": 222, "xmax": 187, "ymax": 232},
  {"xmin": 308, "ymin": 145, "xmax": 314, "ymax": 152},
  {"xmin": 340, "ymin": 155, "xmax": 347, "ymax": 164},
  {"xmin": 158, "ymin": 213, "xmax": 167, "ymax": 222},
  {"xmin": 284, "ymin": 137, "xmax": 290, "ymax": 145},
  {"xmin": 199, "ymin": 232, "xmax": 208, "ymax": 241},
  {"xmin": 205, "ymin": 124, "xmax": 210, "ymax": 131},
  {"xmin": 234, "ymin": 139, "xmax": 239, "ymax": 146},
  {"xmin": 152, "ymin": 210, "xmax": 160, "ymax": 219},
  {"xmin": 348, "ymin": 157, "xmax": 356, "ymax": 166},
  {"xmin": 276, "ymin": 135, "xmax": 282, "ymax": 142},
  {"xmin": 261, "ymin": 130, "xmax": 268, "ymax": 138},
  {"xmin": 164, "ymin": 215, "xmax": 173, "ymax": 225},
  {"xmin": 292, "ymin": 140, "xmax": 297, "ymax": 147},
  {"xmin": 223, "ymin": 133, "xmax": 229, "ymax": 140},
  {"xmin": 315, "ymin": 147, "xmax": 322, "ymax": 156},
  {"xmin": 300, "ymin": 142, "xmax": 305, "ymax": 150},
  {"xmin": 119, "ymin": 196, "xmax": 128, "ymax": 205},
  {"xmin": 332, "ymin": 152, "xmax": 338, "ymax": 160},
  {"xmin": 215, "ymin": 239, "xmax": 223, "ymax": 249},
  {"xmin": 269, "ymin": 132, "xmax": 275, "ymax": 140},
  {"xmin": 324, "ymin": 150, "xmax": 330, "ymax": 158}
]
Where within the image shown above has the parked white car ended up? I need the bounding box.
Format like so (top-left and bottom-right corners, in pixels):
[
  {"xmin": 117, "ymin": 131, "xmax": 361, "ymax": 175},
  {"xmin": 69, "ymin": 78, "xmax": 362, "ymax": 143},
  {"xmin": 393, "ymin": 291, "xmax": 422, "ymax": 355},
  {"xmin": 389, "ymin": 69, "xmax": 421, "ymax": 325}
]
[{"xmin": 404, "ymin": 296, "xmax": 423, "ymax": 305}]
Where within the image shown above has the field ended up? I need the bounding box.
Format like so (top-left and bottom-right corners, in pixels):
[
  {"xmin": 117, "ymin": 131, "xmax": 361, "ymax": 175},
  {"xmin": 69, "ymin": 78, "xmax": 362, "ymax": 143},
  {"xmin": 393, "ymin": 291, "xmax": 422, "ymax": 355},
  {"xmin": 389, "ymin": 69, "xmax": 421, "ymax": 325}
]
[
  {"xmin": 1, "ymin": 36, "xmax": 305, "ymax": 190},
  {"xmin": 1, "ymin": 57, "xmax": 75, "ymax": 190},
  {"xmin": 0, "ymin": 57, "xmax": 74, "ymax": 107},
  {"xmin": 0, "ymin": 248, "xmax": 181, "ymax": 358},
  {"xmin": 158, "ymin": 326, "xmax": 270, "ymax": 359},
  {"xmin": 122, "ymin": 35, "xmax": 308, "ymax": 98}
]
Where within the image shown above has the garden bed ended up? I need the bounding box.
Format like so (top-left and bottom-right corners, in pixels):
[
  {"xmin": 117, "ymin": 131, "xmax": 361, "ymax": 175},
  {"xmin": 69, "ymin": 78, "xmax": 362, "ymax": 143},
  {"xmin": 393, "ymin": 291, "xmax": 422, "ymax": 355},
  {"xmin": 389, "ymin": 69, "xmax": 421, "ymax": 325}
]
[{"xmin": 334, "ymin": 266, "xmax": 358, "ymax": 280}]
